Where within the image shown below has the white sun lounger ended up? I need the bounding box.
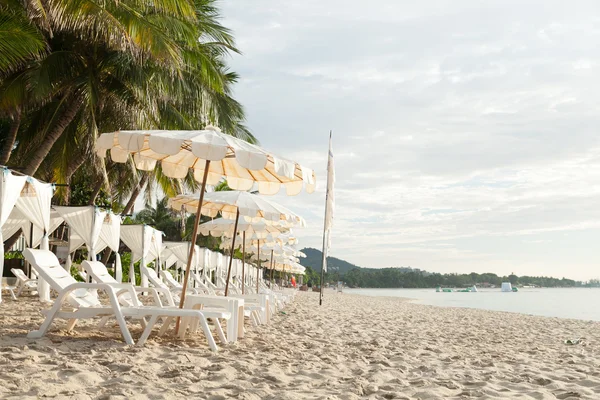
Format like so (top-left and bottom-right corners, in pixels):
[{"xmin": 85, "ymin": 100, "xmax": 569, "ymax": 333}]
[
  {"xmin": 10, "ymin": 268, "xmax": 38, "ymax": 298},
  {"xmin": 23, "ymin": 249, "xmax": 229, "ymax": 351},
  {"xmin": 142, "ymin": 266, "xmax": 198, "ymax": 303},
  {"xmin": 84, "ymin": 261, "xmax": 230, "ymax": 345},
  {"xmin": 194, "ymin": 272, "xmax": 267, "ymax": 325},
  {"xmin": 191, "ymin": 273, "xmax": 216, "ymax": 296},
  {"xmin": 160, "ymin": 269, "xmax": 200, "ymax": 298}
]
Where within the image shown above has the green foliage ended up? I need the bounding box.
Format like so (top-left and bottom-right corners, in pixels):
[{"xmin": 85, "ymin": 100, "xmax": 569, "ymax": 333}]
[
  {"xmin": 0, "ymin": 0, "xmax": 254, "ymax": 210},
  {"xmin": 3, "ymin": 251, "xmax": 24, "ymax": 259},
  {"xmin": 340, "ymin": 269, "xmax": 580, "ymax": 289},
  {"xmin": 120, "ymin": 251, "xmax": 141, "ymax": 285},
  {"xmin": 70, "ymin": 266, "xmax": 85, "ymax": 282},
  {"xmin": 134, "ymin": 197, "xmax": 181, "ymax": 240},
  {"xmin": 302, "ymin": 266, "xmax": 320, "ymax": 287},
  {"xmin": 302, "ymin": 248, "xmax": 582, "ymax": 288},
  {"xmin": 69, "ymin": 172, "xmax": 111, "ymax": 207}
]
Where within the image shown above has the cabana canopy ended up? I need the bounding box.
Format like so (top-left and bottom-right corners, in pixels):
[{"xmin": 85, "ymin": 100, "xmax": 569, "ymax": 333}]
[
  {"xmin": 97, "ymin": 212, "xmax": 123, "ymax": 282},
  {"xmin": 0, "ymin": 169, "xmax": 27, "ymax": 304},
  {"xmin": 120, "ymin": 225, "xmax": 163, "ymax": 285},
  {"xmin": 1, "ymin": 170, "xmax": 55, "ymax": 302},
  {"xmin": 54, "ymin": 206, "xmax": 106, "ymax": 262}
]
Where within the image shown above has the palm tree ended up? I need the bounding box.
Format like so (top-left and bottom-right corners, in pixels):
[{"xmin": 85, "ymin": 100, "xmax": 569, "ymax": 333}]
[
  {"xmin": 135, "ymin": 196, "xmax": 181, "ymax": 241},
  {"xmin": 1, "ymin": 0, "xmax": 253, "ymax": 181},
  {"xmin": 0, "ymin": 5, "xmax": 46, "ymax": 73}
]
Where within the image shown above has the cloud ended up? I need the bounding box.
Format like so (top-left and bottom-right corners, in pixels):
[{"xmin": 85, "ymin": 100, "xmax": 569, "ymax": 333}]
[{"xmin": 221, "ymin": 0, "xmax": 600, "ymax": 280}]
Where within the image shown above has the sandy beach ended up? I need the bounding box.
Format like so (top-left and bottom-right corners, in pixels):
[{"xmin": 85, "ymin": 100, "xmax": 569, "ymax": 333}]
[{"xmin": 1, "ymin": 291, "xmax": 600, "ymax": 399}]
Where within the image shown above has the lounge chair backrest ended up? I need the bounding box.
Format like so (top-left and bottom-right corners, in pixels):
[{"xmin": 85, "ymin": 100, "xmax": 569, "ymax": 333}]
[
  {"xmin": 160, "ymin": 270, "xmax": 181, "ymax": 289},
  {"xmin": 82, "ymin": 261, "xmax": 137, "ymax": 307},
  {"xmin": 192, "ymin": 273, "xmax": 215, "ymax": 296},
  {"xmin": 206, "ymin": 278, "xmax": 218, "ymax": 291},
  {"xmin": 82, "ymin": 261, "xmax": 117, "ymax": 283},
  {"xmin": 23, "ymin": 249, "xmax": 101, "ymax": 308},
  {"xmin": 229, "ymin": 280, "xmax": 241, "ymax": 295},
  {"xmin": 244, "ymin": 284, "xmax": 255, "ymax": 294},
  {"xmin": 11, "ymin": 268, "xmax": 32, "ymax": 282},
  {"xmin": 141, "ymin": 266, "xmax": 168, "ymax": 290}
]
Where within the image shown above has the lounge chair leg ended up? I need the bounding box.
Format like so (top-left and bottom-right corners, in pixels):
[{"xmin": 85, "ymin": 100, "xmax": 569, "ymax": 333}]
[
  {"xmin": 137, "ymin": 315, "xmax": 158, "ymax": 346},
  {"xmin": 178, "ymin": 317, "xmax": 189, "ymax": 340},
  {"xmin": 214, "ymin": 319, "xmax": 227, "ymax": 344},
  {"xmin": 16, "ymin": 285, "xmax": 24, "ymax": 297},
  {"xmin": 105, "ymin": 293, "xmax": 135, "ymax": 345},
  {"xmin": 158, "ymin": 317, "xmax": 174, "ymax": 336},
  {"xmin": 66, "ymin": 318, "xmax": 78, "ymax": 331},
  {"xmin": 198, "ymin": 318, "xmax": 218, "ymax": 352},
  {"xmin": 98, "ymin": 316, "xmax": 110, "ymax": 328},
  {"xmin": 9, "ymin": 288, "xmax": 17, "ymax": 301},
  {"xmin": 27, "ymin": 298, "xmax": 63, "ymax": 339}
]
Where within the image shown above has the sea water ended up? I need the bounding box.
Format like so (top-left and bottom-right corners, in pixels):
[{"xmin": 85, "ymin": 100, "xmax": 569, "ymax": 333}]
[{"xmin": 345, "ymin": 287, "xmax": 600, "ymax": 321}]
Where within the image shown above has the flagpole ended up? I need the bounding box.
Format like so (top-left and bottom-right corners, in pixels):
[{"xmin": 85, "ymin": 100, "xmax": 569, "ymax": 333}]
[{"xmin": 320, "ymin": 131, "xmax": 333, "ymax": 306}]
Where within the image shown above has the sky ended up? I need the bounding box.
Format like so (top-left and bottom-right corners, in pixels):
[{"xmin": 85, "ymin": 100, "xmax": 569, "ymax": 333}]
[{"xmin": 212, "ymin": 1, "xmax": 600, "ymax": 280}]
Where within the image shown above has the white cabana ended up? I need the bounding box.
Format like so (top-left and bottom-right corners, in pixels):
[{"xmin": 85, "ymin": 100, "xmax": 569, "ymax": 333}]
[
  {"xmin": 15, "ymin": 178, "xmax": 54, "ymax": 251},
  {"xmin": 97, "ymin": 212, "xmax": 123, "ymax": 282},
  {"xmin": 163, "ymin": 241, "xmax": 198, "ymax": 279},
  {"xmin": 54, "ymin": 206, "xmax": 106, "ymax": 264},
  {"xmin": 14, "ymin": 177, "xmax": 55, "ymax": 302},
  {"xmin": 65, "ymin": 231, "xmax": 85, "ymax": 271},
  {"xmin": 0, "ymin": 169, "xmax": 27, "ymax": 304},
  {"xmin": 24, "ymin": 210, "xmax": 63, "ymax": 249},
  {"xmin": 120, "ymin": 225, "xmax": 163, "ymax": 286},
  {"xmin": 2, "ymin": 208, "xmax": 28, "ymax": 243}
]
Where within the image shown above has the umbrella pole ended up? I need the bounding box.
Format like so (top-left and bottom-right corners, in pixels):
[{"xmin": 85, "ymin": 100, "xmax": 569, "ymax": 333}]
[
  {"xmin": 224, "ymin": 208, "xmax": 240, "ymax": 296},
  {"xmin": 256, "ymin": 240, "xmax": 260, "ymax": 293},
  {"xmin": 241, "ymin": 231, "xmax": 246, "ymax": 294},
  {"xmin": 270, "ymin": 250, "xmax": 274, "ymax": 287},
  {"xmin": 176, "ymin": 160, "xmax": 210, "ymax": 334}
]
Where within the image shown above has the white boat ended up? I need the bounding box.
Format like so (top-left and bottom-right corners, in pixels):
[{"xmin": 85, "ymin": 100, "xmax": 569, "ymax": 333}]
[{"xmin": 501, "ymin": 282, "xmax": 512, "ymax": 292}]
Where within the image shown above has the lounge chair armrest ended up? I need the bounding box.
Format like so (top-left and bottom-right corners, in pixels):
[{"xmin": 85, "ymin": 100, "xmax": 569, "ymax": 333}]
[{"xmin": 58, "ymin": 282, "xmax": 136, "ymax": 303}]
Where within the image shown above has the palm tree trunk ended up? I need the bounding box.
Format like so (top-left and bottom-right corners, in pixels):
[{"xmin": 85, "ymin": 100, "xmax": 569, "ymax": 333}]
[
  {"xmin": 62, "ymin": 156, "xmax": 88, "ymax": 203},
  {"xmin": 87, "ymin": 179, "xmax": 104, "ymax": 205},
  {"xmin": 122, "ymin": 173, "xmax": 148, "ymax": 215},
  {"xmin": 22, "ymin": 95, "xmax": 82, "ymax": 176},
  {"xmin": 0, "ymin": 108, "xmax": 22, "ymax": 165},
  {"xmin": 101, "ymin": 248, "xmax": 112, "ymax": 264}
]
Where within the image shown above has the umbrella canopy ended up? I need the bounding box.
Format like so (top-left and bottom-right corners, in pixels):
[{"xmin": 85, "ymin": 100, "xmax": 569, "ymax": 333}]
[
  {"xmin": 199, "ymin": 217, "xmax": 289, "ymax": 295},
  {"xmin": 96, "ymin": 126, "xmax": 316, "ymax": 196},
  {"xmin": 96, "ymin": 126, "xmax": 316, "ymax": 323},
  {"xmin": 169, "ymin": 191, "xmax": 306, "ymax": 227},
  {"xmin": 221, "ymin": 231, "xmax": 298, "ymax": 249},
  {"xmin": 198, "ymin": 217, "xmax": 284, "ymax": 239},
  {"xmin": 247, "ymin": 243, "xmax": 304, "ymax": 259}
]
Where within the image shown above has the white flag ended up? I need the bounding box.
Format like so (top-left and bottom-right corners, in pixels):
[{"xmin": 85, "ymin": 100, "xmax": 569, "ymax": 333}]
[{"xmin": 322, "ymin": 133, "xmax": 335, "ymax": 273}]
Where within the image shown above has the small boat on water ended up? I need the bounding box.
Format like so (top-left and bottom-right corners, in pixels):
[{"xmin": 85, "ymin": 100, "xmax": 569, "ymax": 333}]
[
  {"xmin": 436, "ymin": 285, "xmax": 478, "ymax": 293},
  {"xmin": 501, "ymin": 282, "xmax": 518, "ymax": 292}
]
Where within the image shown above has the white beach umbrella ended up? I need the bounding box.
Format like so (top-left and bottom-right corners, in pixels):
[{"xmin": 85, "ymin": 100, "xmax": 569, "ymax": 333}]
[
  {"xmin": 169, "ymin": 191, "xmax": 305, "ymax": 295},
  {"xmin": 169, "ymin": 191, "xmax": 305, "ymax": 227},
  {"xmin": 198, "ymin": 217, "xmax": 284, "ymax": 239},
  {"xmin": 220, "ymin": 231, "xmax": 299, "ymax": 248},
  {"xmin": 198, "ymin": 217, "xmax": 288, "ymax": 293},
  {"xmin": 96, "ymin": 126, "xmax": 316, "ymax": 317},
  {"xmin": 247, "ymin": 243, "xmax": 303, "ymax": 259}
]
